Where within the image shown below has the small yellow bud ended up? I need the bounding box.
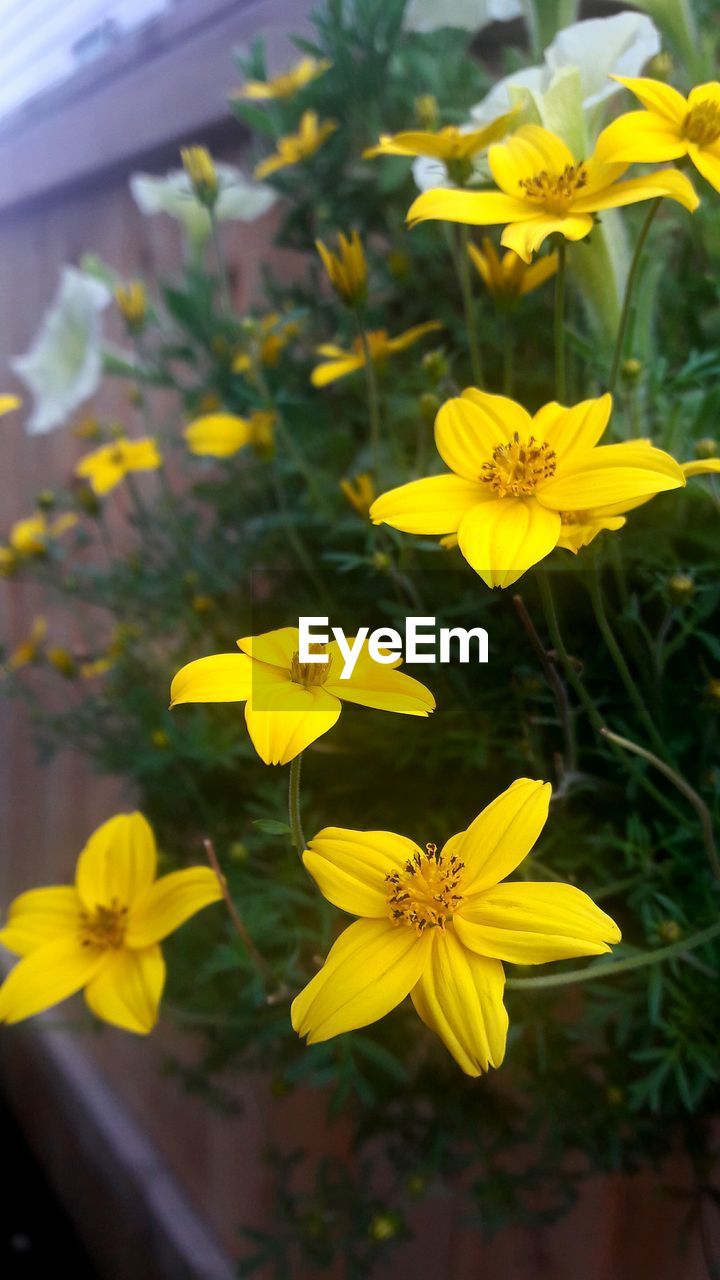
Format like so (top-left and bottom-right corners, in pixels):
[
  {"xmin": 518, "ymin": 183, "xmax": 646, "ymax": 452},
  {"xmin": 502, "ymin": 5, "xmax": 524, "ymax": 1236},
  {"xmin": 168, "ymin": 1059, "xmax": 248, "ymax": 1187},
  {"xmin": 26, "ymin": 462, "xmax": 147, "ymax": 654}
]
[
  {"xmin": 695, "ymin": 437, "xmax": 717, "ymax": 459},
  {"xmin": 228, "ymin": 841, "xmax": 249, "ymax": 863},
  {"xmin": 372, "ymin": 550, "xmax": 391, "ymax": 571},
  {"xmin": 667, "ymin": 573, "xmax": 694, "ymax": 604},
  {"xmin": 369, "ymin": 1213, "xmax": 400, "ymax": 1242},
  {"xmin": 151, "ymin": 729, "xmax": 170, "ymax": 749},
  {"xmin": 647, "ymin": 52, "xmax": 673, "ymax": 80},
  {"xmin": 115, "ymin": 281, "xmax": 147, "ymax": 332},
  {"xmin": 192, "ymin": 594, "xmax": 215, "ymax": 614},
  {"xmin": 422, "ymin": 350, "xmax": 448, "ymax": 385},
  {"xmin": 658, "ymin": 919, "xmax": 682, "ymax": 943},
  {"xmin": 316, "ymin": 231, "xmax": 367, "ymax": 307},
  {"xmin": 622, "ymin": 357, "xmax": 642, "ymax": 381},
  {"xmin": 419, "ymin": 391, "xmax": 441, "ymax": 426},
  {"xmin": 181, "ymin": 145, "xmax": 218, "ymax": 206},
  {"xmin": 47, "ymin": 647, "xmax": 77, "ymax": 678},
  {"xmin": 414, "ymin": 93, "xmax": 439, "ymax": 129}
]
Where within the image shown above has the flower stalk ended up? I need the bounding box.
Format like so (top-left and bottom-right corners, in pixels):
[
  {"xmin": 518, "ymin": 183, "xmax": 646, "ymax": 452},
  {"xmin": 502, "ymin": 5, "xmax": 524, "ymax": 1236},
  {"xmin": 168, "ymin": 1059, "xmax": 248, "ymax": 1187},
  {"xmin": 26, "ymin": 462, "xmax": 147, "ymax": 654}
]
[
  {"xmin": 608, "ymin": 197, "xmax": 661, "ymax": 396},
  {"xmin": 288, "ymin": 752, "xmax": 306, "ymax": 854}
]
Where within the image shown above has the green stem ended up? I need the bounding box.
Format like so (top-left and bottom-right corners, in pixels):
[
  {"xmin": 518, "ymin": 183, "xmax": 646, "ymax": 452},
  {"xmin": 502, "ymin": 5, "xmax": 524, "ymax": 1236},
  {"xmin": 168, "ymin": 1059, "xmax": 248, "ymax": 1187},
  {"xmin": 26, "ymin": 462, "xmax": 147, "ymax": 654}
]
[
  {"xmin": 587, "ymin": 563, "xmax": 669, "ymax": 761},
  {"xmin": 457, "ymin": 226, "xmax": 483, "ymax": 385},
  {"xmin": 506, "ymin": 919, "xmax": 720, "ymax": 992},
  {"xmin": 502, "ymin": 311, "xmax": 514, "ymax": 396},
  {"xmin": 210, "ymin": 211, "xmax": 232, "ymax": 315},
  {"xmin": 358, "ymin": 327, "xmax": 383, "ymax": 481},
  {"xmin": 554, "ymin": 238, "xmax": 567, "ymax": 402},
  {"xmin": 600, "ymin": 727, "xmax": 720, "ymax": 884},
  {"xmin": 288, "ymin": 752, "xmax": 306, "ymax": 854},
  {"xmin": 608, "ymin": 197, "xmax": 661, "ymax": 397}
]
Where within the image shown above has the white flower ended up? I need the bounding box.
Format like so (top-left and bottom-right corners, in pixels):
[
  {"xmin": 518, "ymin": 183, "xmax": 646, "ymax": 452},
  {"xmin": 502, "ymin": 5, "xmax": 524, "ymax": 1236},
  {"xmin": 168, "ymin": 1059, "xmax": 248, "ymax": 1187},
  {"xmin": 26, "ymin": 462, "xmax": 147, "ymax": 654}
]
[
  {"xmin": 470, "ymin": 11, "xmax": 661, "ymax": 149},
  {"xmin": 404, "ymin": 0, "xmax": 522, "ymax": 33},
  {"xmin": 12, "ymin": 268, "xmax": 111, "ymax": 436},
  {"xmin": 130, "ymin": 163, "xmax": 277, "ymax": 251}
]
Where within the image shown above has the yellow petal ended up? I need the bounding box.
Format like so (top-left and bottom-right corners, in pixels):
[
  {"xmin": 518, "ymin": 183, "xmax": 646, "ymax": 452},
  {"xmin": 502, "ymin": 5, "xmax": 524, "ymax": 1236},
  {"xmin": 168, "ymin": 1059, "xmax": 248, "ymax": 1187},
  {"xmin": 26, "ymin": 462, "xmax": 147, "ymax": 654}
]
[
  {"xmin": 185, "ymin": 414, "xmax": 251, "ymax": 458},
  {"xmin": 387, "ymin": 321, "xmax": 443, "ymax": 353},
  {"xmin": 572, "ymin": 168, "xmax": 698, "ymax": 215},
  {"xmin": 687, "ymin": 82, "xmax": 720, "ymax": 110},
  {"xmin": 325, "ymin": 647, "xmax": 435, "ymax": 716},
  {"xmin": 594, "ymin": 111, "xmax": 686, "ymax": 164},
  {"xmin": 244, "ymin": 683, "xmax": 342, "ymax": 765},
  {"xmin": 532, "ymin": 395, "xmax": 612, "ymax": 462},
  {"xmin": 501, "ymin": 213, "xmax": 594, "ymax": 262},
  {"xmin": 0, "ymin": 935, "xmax": 105, "ymax": 1024},
  {"xmin": 407, "ymin": 188, "xmax": 528, "ymax": 229},
  {"xmin": 291, "ymin": 917, "xmax": 430, "ymax": 1043},
  {"xmin": 519, "ymin": 251, "xmax": 559, "ymax": 295},
  {"xmin": 457, "ymin": 497, "xmax": 561, "ymax": 588},
  {"xmin": 237, "ymin": 626, "xmax": 299, "ymax": 670},
  {"xmin": 0, "ymin": 887, "xmax": 82, "ymax": 956},
  {"xmin": 311, "ymin": 355, "xmax": 365, "ymax": 386},
  {"xmin": 436, "ymin": 392, "xmax": 532, "ymax": 478},
  {"xmin": 489, "ymin": 125, "xmax": 575, "ymax": 197},
  {"xmin": 455, "ymin": 882, "xmax": 621, "ymax": 964},
  {"xmin": 411, "ymin": 929, "xmax": 507, "ymax": 1076},
  {"xmin": 688, "ymin": 143, "xmax": 720, "ymax": 195},
  {"xmin": 539, "ymin": 442, "xmax": 684, "ymax": 510},
  {"xmin": 125, "ymin": 868, "xmax": 222, "ymax": 946},
  {"xmin": 75, "ymin": 813, "xmax": 157, "ymax": 912},
  {"xmin": 610, "ymin": 75, "xmax": 687, "ymax": 124},
  {"xmin": 683, "ymin": 458, "xmax": 720, "ymax": 477},
  {"xmin": 370, "ymin": 474, "xmax": 485, "ymax": 535},
  {"xmin": 170, "ymin": 652, "xmax": 257, "ymax": 706},
  {"xmin": 303, "ymin": 828, "xmax": 422, "ymax": 917},
  {"xmin": 459, "ymin": 778, "xmax": 552, "ymax": 897},
  {"xmin": 84, "ymin": 944, "xmax": 165, "ymax": 1034},
  {"xmin": 557, "ymin": 513, "xmax": 626, "ymax": 553}
]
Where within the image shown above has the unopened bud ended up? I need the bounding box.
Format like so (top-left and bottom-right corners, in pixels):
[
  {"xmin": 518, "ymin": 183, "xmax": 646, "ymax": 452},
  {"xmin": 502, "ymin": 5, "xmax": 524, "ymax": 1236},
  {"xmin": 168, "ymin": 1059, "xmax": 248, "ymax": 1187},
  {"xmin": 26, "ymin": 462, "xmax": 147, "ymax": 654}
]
[
  {"xmin": 658, "ymin": 919, "xmax": 682, "ymax": 943},
  {"xmin": 622, "ymin": 357, "xmax": 642, "ymax": 381},
  {"xmin": 695, "ymin": 437, "xmax": 717, "ymax": 459},
  {"xmin": 667, "ymin": 573, "xmax": 694, "ymax": 604}
]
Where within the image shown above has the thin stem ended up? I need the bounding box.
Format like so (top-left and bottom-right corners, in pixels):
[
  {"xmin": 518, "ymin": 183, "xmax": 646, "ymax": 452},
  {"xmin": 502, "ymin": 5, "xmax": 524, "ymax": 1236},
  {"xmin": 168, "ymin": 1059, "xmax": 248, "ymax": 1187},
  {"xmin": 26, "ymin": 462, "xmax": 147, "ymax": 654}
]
[
  {"xmin": 513, "ymin": 593, "xmax": 577, "ymax": 779},
  {"xmin": 457, "ymin": 226, "xmax": 483, "ymax": 385},
  {"xmin": 209, "ymin": 211, "xmax": 232, "ymax": 315},
  {"xmin": 506, "ymin": 918, "xmax": 720, "ymax": 991},
  {"xmin": 288, "ymin": 752, "xmax": 306, "ymax": 854},
  {"xmin": 587, "ymin": 564, "xmax": 669, "ymax": 761},
  {"xmin": 502, "ymin": 311, "xmax": 514, "ymax": 396},
  {"xmin": 203, "ymin": 838, "xmax": 272, "ymax": 981},
  {"xmin": 608, "ymin": 197, "xmax": 661, "ymax": 396},
  {"xmin": 358, "ymin": 327, "xmax": 382, "ymax": 480},
  {"xmin": 554, "ymin": 238, "xmax": 567, "ymax": 402},
  {"xmin": 600, "ymin": 727, "xmax": 720, "ymax": 884}
]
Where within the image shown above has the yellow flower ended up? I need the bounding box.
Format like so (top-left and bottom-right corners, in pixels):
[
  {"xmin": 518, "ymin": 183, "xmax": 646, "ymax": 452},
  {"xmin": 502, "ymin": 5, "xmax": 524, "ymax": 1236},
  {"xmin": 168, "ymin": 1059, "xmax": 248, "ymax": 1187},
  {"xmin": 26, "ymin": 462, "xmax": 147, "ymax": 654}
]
[
  {"xmin": 407, "ymin": 123, "xmax": 698, "ymax": 262},
  {"xmin": 170, "ymin": 625, "xmax": 435, "ymax": 766},
  {"xmin": 364, "ymin": 110, "xmax": 518, "ymax": 185},
  {"xmin": 47, "ymin": 647, "xmax": 77, "ymax": 678},
  {"xmin": 115, "ymin": 281, "xmax": 147, "ymax": 331},
  {"xmin": 0, "ymin": 813, "xmax": 221, "ymax": 1033},
  {"xmin": 237, "ymin": 56, "xmax": 331, "ymax": 101},
  {"xmin": 370, "ymin": 390, "xmax": 685, "ymax": 588},
  {"xmin": 6, "ymin": 616, "xmax": 47, "ymax": 672},
  {"xmin": 232, "ymin": 314, "xmax": 298, "ymax": 374},
  {"xmin": 341, "ymin": 473, "xmax": 376, "ymax": 517},
  {"xmin": 75, "ymin": 437, "xmax": 162, "ymax": 496},
  {"xmin": 291, "ymin": 779, "xmax": 620, "ymax": 1076},
  {"xmin": 254, "ymin": 111, "xmax": 338, "ymax": 179},
  {"xmin": 185, "ymin": 411, "xmax": 276, "ymax": 458},
  {"xmin": 596, "ymin": 77, "xmax": 720, "ymax": 193},
  {"xmin": 316, "ymin": 231, "xmax": 367, "ymax": 306},
  {"xmin": 180, "ymin": 145, "xmax": 218, "ymax": 206},
  {"xmin": 0, "ymin": 394, "xmax": 20, "ymax": 417},
  {"xmin": 311, "ymin": 322, "xmax": 442, "ymax": 387},
  {"xmin": 468, "ymin": 237, "xmax": 558, "ymax": 303},
  {"xmin": 0, "ymin": 511, "xmax": 78, "ymax": 565}
]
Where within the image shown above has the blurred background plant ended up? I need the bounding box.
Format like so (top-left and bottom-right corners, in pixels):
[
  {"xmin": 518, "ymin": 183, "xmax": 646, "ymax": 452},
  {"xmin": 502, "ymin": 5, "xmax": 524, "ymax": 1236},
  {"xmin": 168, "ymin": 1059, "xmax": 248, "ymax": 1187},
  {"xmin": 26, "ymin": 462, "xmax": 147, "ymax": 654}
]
[{"xmin": 2, "ymin": 0, "xmax": 720, "ymax": 1273}]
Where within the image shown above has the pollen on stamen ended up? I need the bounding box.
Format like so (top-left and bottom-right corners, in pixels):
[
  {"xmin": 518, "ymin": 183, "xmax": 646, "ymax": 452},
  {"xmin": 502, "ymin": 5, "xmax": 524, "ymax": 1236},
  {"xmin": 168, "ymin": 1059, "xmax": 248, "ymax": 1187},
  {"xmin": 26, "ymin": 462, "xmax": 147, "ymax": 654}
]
[
  {"xmin": 518, "ymin": 163, "xmax": 588, "ymax": 213},
  {"xmin": 481, "ymin": 432, "xmax": 557, "ymax": 498},
  {"xmin": 386, "ymin": 842, "xmax": 465, "ymax": 931},
  {"xmin": 683, "ymin": 101, "xmax": 720, "ymax": 147},
  {"xmin": 290, "ymin": 643, "xmax": 332, "ymax": 688}
]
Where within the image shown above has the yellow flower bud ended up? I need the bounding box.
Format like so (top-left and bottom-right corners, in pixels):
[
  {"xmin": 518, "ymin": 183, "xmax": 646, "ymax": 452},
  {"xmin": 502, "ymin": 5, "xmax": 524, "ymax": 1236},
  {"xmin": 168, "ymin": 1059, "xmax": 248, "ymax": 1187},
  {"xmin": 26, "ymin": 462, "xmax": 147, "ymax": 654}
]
[
  {"xmin": 372, "ymin": 550, "xmax": 391, "ymax": 571},
  {"xmin": 667, "ymin": 573, "xmax": 694, "ymax": 604},
  {"xmin": 47, "ymin": 647, "xmax": 77, "ymax": 678},
  {"xmin": 228, "ymin": 841, "xmax": 249, "ymax": 863},
  {"xmin": 658, "ymin": 919, "xmax": 682, "ymax": 943},
  {"xmin": 181, "ymin": 145, "xmax": 218, "ymax": 206},
  {"xmin": 369, "ymin": 1213, "xmax": 399, "ymax": 1242},
  {"xmin": 647, "ymin": 52, "xmax": 673, "ymax": 81},
  {"xmin": 316, "ymin": 231, "xmax": 367, "ymax": 307},
  {"xmin": 151, "ymin": 729, "xmax": 170, "ymax": 749},
  {"xmin": 622, "ymin": 357, "xmax": 642, "ymax": 381},
  {"xmin": 115, "ymin": 281, "xmax": 147, "ymax": 332},
  {"xmin": 695, "ymin": 437, "xmax": 717, "ymax": 459}
]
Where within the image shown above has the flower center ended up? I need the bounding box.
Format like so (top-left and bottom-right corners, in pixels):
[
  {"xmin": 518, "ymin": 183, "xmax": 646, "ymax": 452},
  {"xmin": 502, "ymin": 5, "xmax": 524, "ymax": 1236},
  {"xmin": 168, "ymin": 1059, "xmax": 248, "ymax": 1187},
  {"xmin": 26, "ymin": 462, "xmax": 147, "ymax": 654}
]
[
  {"xmin": 79, "ymin": 900, "xmax": 128, "ymax": 950},
  {"xmin": 481, "ymin": 432, "xmax": 557, "ymax": 497},
  {"xmin": 353, "ymin": 330, "xmax": 389, "ymax": 362},
  {"xmin": 683, "ymin": 100, "xmax": 720, "ymax": 146},
  {"xmin": 518, "ymin": 163, "xmax": 588, "ymax": 214},
  {"xmin": 290, "ymin": 643, "xmax": 331, "ymax": 687},
  {"xmin": 386, "ymin": 843, "xmax": 465, "ymax": 932}
]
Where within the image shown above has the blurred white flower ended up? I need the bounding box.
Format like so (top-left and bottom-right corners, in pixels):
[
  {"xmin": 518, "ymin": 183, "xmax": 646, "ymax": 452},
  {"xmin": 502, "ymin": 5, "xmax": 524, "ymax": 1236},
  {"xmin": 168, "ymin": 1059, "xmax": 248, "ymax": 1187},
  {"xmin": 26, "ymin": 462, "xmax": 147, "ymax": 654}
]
[
  {"xmin": 471, "ymin": 11, "xmax": 661, "ymax": 149},
  {"xmin": 404, "ymin": 0, "xmax": 522, "ymax": 33},
  {"xmin": 130, "ymin": 163, "xmax": 277, "ymax": 252},
  {"xmin": 12, "ymin": 267, "xmax": 111, "ymax": 436}
]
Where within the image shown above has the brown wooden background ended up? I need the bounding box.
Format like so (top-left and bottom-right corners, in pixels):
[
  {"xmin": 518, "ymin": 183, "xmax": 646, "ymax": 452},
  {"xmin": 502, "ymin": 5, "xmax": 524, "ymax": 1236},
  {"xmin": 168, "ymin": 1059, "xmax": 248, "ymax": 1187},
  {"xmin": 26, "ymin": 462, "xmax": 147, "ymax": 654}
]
[{"xmin": 0, "ymin": 1, "xmax": 717, "ymax": 1275}]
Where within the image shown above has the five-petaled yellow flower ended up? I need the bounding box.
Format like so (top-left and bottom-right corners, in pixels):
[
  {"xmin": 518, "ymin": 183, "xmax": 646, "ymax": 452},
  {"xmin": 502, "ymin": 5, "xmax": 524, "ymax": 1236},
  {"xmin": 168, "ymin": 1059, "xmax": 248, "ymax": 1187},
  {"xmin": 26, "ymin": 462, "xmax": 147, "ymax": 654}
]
[
  {"xmin": 170, "ymin": 626, "xmax": 435, "ymax": 766},
  {"xmin": 370, "ymin": 390, "xmax": 685, "ymax": 587},
  {"xmin": 254, "ymin": 111, "xmax": 338, "ymax": 180},
  {"xmin": 76, "ymin": 437, "xmax": 162, "ymax": 496},
  {"xmin": 185, "ymin": 411, "xmax": 275, "ymax": 459},
  {"xmin": 292, "ymin": 779, "xmax": 620, "ymax": 1076},
  {"xmin": 316, "ymin": 231, "xmax": 367, "ymax": 306},
  {"xmin": 311, "ymin": 322, "xmax": 442, "ymax": 388},
  {"xmin": 364, "ymin": 110, "xmax": 518, "ymax": 186},
  {"xmin": 407, "ymin": 123, "xmax": 698, "ymax": 262},
  {"xmin": 237, "ymin": 56, "xmax": 331, "ymax": 101},
  {"xmin": 597, "ymin": 78, "xmax": 720, "ymax": 193},
  {"xmin": 0, "ymin": 813, "xmax": 222, "ymax": 1033},
  {"xmin": 468, "ymin": 237, "xmax": 558, "ymax": 304}
]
